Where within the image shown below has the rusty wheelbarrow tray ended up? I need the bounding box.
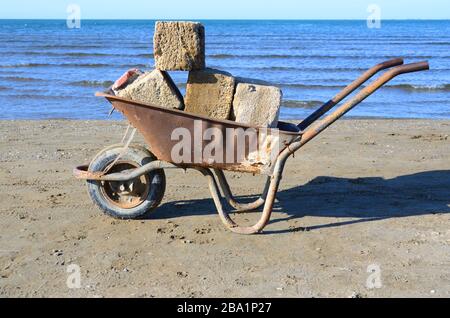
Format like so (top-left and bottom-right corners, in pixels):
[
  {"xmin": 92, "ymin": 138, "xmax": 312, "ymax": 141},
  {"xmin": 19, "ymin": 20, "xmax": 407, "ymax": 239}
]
[{"xmin": 74, "ymin": 59, "xmax": 429, "ymax": 235}]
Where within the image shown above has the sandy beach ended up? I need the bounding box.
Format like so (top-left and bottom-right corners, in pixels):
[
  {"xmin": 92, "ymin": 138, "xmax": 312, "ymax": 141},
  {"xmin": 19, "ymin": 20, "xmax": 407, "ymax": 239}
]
[{"xmin": 0, "ymin": 119, "xmax": 449, "ymax": 298}]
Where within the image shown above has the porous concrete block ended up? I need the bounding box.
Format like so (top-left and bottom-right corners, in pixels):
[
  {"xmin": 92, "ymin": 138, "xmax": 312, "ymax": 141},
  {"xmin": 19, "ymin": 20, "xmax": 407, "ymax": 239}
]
[
  {"xmin": 153, "ymin": 21, "xmax": 205, "ymax": 71},
  {"xmin": 116, "ymin": 69, "xmax": 184, "ymax": 110},
  {"xmin": 184, "ymin": 68, "xmax": 236, "ymax": 120},
  {"xmin": 231, "ymin": 78, "xmax": 282, "ymax": 128}
]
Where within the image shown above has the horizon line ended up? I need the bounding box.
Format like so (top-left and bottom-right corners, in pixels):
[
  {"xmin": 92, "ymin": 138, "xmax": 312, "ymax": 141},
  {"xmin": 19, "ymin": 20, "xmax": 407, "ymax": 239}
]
[{"xmin": 0, "ymin": 18, "xmax": 449, "ymax": 21}]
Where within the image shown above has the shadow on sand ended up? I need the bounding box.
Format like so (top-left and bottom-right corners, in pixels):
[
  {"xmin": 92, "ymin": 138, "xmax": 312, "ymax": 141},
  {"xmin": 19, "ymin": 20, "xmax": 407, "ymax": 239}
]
[{"xmin": 152, "ymin": 170, "xmax": 450, "ymax": 234}]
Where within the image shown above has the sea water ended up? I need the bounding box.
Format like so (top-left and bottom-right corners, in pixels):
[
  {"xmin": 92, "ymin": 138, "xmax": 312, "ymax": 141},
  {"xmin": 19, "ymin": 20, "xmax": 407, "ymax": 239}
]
[{"xmin": 0, "ymin": 19, "xmax": 448, "ymax": 120}]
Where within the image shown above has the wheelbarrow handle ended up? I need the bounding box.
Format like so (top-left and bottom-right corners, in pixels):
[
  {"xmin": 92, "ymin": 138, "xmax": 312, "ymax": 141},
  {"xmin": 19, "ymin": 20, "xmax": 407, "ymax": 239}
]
[
  {"xmin": 295, "ymin": 61, "xmax": 429, "ymax": 149},
  {"xmin": 216, "ymin": 60, "xmax": 430, "ymax": 235},
  {"xmin": 298, "ymin": 58, "xmax": 405, "ymax": 130},
  {"xmin": 388, "ymin": 61, "xmax": 430, "ymax": 75}
]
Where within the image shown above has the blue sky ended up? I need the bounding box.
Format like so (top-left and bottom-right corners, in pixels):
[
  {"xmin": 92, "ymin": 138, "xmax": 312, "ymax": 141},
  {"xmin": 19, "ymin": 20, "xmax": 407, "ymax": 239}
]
[{"xmin": 1, "ymin": 0, "xmax": 449, "ymax": 19}]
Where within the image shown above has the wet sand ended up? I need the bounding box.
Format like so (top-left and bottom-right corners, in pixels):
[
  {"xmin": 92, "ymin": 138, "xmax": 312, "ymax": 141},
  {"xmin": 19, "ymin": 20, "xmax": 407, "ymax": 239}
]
[{"xmin": 0, "ymin": 119, "xmax": 449, "ymax": 297}]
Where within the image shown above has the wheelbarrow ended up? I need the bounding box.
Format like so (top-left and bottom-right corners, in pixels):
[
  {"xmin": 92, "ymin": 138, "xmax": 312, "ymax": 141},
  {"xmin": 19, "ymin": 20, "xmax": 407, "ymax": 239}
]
[{"xmin": 74, "ymin": 59, "xmax": 429, "ymax": 235}]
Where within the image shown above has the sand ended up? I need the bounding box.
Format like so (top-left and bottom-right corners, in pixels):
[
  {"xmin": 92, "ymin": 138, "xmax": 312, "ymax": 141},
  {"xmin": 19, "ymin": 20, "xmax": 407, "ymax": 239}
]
[{"xmin": 0, "ymin": 119, "xmax": 449, "ymax": 298}]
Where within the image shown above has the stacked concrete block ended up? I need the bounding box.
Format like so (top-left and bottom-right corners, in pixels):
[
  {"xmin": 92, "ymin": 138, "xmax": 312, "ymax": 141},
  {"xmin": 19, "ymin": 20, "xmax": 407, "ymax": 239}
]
[
  {"xmin": 116, "ymin": 69, "xmax": 184, "ymax": 110},
  {"xmin": 184, "ymin": 68, "xmax": 236, "ymax": 120},
  {"xmin": 231, "ymin": 78, "xmax": 282, "ymax": 128},
  {"xmin": 112, "ymin": 21, "xmax": 284, "ymax": 128},
  {"xmin": 154, "ymin": 21, "xmax": 206, "ymax": 71}
]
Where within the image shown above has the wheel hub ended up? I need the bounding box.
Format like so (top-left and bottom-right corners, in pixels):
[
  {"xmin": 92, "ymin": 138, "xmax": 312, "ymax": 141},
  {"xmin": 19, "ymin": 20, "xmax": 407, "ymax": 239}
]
[{"xmin": 100, "ymin": 162, "xmax": 150, "ymax": 209}]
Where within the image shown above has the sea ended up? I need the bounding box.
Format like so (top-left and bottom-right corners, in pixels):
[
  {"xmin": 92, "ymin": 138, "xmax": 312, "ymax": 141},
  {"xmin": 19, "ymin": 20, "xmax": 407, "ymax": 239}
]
[{"xmin": 0, "ymin": 19, "xmax": 449, "ymax": 120}]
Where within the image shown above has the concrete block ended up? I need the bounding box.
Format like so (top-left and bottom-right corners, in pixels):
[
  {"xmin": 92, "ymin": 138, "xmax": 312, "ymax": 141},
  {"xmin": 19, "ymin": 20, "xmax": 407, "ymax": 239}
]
[
  {"xmin": 153, "ymin": 21, "xmax": 205, "ymax": 71},
  {"xmin": 184, "ymin": 68, "xmax": 236, "ymax": 120},
  {"xmin": 231, "ymin": 78, "xmax": 282, "ymax": 128},
  {"xmin": 116, "ymin": 69, "xmax": 184, "ymax": 110}
]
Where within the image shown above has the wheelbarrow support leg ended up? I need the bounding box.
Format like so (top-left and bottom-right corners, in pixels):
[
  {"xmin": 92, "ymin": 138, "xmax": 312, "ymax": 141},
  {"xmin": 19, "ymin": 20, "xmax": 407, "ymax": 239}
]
[
  {"xmin": 197, "ymin": 159, "xmax": 286, "ymax": 235},
  {"xmin": 213, "ymin": 169, "xmax": 270, "ymax": 212}
]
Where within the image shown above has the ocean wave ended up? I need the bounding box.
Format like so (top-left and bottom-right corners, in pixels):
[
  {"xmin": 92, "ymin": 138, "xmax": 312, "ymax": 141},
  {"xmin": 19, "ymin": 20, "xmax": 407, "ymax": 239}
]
[
  {"xmin": 423, "ymin": 41, "xmax": 450, "ymax": 45},
  {"xmin": 27, "ymin": 43, "xmax": 151, "ymax": 50},
  {"xmin": 281, "ymin": 83, "xmax": 343, "ymax": 90},
  {"xmin": 248, "ymin": 66, "xmax": 300, "ymax": 71},
  {"xmin": 0, "ymin": 86, "xmax": 7, "ymax": 91},
  {"xmin": 65, "ymin": 52, "xmax": 114, "ymax": 57},
  {"xmin": 208, "ymin": 53, "xmax": 433, "ymax": 60},
  {"xmin": 218, "ymin": 65, "xmax": 368, "ymax": 72},
  {"xmin": 280, "ymin": 83, "xmax": 450, "ymax": 93},
  {"xmin": 4, "ymin": 94, "xmax": 68, "ymax": 100},
  {"xmin": 2, "ymin": 51, "xmax": 154, "ymax": 58},
  {"xmin": 134, "ymin": 53, "xmax": 153, "ymax": 58},
  {"xmin": 71, "ymin": 80, "xmax": 114, "ymax": 88},
  {"xmin": 386, "ymin": 84, "xmax": 450, "ymax": 92},
  {"xmin": 0, "ymin": 62, "xmax": 149, "ymax": 69},
  {"xmin": 210, "ymin": 54, "xmax": 300, "ymax": 59},
  {"xmin": 211, "ymin": 53, "xmax": 336, "ymax": 59},
  {"xmin": 1, "ymin": 51, "xmax": 108, "ymax": 57},
  {"xmin": 33, "ymin": 44, "xmax": 105, "ymax": 49},
  {"xmin": 282, "ymin": 100, "xmax": 323, "ymax": 109},
  {"xmin": 208, "ymin": 54, "xmax": 235, "ymax": 59},
  {"xmin": 0, "ymin": 63, "xmax": 49, "ymax": 68},
  {"xmin": 0, "ymin": 76, "xmax": 42, "ymax": 82}
]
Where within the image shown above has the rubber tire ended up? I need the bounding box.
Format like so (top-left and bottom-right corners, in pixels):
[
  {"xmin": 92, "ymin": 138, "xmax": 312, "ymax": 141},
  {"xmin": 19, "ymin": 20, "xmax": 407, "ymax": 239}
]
[{"xmin": 87, "ymin": 145, "xmax": 166, "ymax": 219}]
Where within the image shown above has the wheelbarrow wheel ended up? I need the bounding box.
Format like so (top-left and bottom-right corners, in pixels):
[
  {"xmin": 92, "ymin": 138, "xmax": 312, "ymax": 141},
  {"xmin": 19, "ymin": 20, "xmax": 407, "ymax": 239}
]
[{"xmin": 87, "ymin": 145, "xmax": 166, "ymax": 219}]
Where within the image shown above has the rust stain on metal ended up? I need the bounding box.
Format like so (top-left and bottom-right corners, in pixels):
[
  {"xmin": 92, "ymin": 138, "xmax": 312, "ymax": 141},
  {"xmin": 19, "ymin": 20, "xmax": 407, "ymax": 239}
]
[
  {"xmin": 73, "ymin": 165, "xmax": 105, "ymax": 180},
  {"xmin": 96, "ymin": 92, "xmax": 301, "ymax": 175}
]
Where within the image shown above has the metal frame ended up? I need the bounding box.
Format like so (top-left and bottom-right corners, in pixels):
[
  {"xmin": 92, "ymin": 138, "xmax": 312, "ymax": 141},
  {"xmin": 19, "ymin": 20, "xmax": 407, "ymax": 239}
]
[{"xmin": 74, "ymin": 59, "xmax": 429, "ymax": 235}]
